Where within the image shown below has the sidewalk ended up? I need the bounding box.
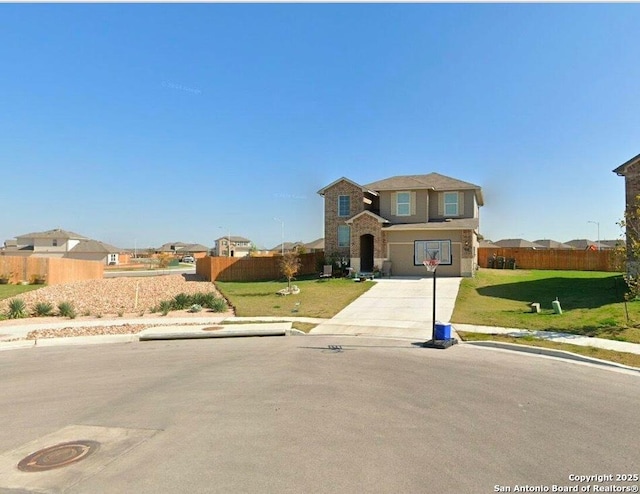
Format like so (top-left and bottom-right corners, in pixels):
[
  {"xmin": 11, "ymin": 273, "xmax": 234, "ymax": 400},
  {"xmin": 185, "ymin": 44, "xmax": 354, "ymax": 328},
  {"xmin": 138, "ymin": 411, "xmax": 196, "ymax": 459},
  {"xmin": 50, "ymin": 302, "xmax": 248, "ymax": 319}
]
[{"xmin": 453, "ymin": 323, "xmax": 640, "ymax": 355}]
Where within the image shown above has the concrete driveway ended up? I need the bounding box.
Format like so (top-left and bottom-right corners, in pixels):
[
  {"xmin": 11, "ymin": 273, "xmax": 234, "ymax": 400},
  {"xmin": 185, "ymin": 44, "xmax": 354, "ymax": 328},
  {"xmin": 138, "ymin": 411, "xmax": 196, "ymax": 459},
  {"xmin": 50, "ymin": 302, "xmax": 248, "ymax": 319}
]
[{"xmin": 310, "ymin": 277, "xmax": 462, "ymax": 340}]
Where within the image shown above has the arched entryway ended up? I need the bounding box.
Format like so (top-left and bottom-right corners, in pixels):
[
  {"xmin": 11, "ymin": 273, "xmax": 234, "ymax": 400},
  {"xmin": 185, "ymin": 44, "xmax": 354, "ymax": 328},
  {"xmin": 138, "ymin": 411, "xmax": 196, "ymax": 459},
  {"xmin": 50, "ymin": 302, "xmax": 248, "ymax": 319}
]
[{"xmin": 360, "ymin": 234, "xmax": 374, "ymax": 272}]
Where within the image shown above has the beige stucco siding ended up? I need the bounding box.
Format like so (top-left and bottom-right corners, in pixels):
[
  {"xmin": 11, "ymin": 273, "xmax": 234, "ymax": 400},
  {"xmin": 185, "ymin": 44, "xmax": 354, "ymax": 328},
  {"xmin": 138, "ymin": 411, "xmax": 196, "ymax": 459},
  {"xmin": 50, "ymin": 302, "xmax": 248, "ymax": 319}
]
[
  {"xmin": 428, "ymin": 190, "xmax": 476, "ymax": 220},
  {"xmin": 385, "ymin": 229, "xmax": 464, "ymax": 277},
  {"xmin": 379, "ymin": 190, "xmax": 429, "ymax": 223}
]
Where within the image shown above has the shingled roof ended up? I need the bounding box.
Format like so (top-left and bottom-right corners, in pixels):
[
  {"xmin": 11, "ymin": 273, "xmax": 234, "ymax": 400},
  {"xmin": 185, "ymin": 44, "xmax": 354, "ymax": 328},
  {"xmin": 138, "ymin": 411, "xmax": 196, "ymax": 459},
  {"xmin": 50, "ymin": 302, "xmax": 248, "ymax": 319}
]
[
  {"xmin": 364, "ymin": 173, "xmax": 484, "ymax": 205},
  {"xmin": 17, "ymin": 228, "xmax": 89, "ymax": 240}
]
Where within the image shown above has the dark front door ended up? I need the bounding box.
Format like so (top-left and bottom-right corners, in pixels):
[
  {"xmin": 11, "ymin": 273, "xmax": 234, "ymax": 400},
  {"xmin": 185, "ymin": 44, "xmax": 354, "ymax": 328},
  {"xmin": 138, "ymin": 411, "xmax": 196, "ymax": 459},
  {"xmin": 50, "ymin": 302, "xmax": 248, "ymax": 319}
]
[{"xmin": 360, "ymin": 234, "xmax": 374, "ymax": 272}]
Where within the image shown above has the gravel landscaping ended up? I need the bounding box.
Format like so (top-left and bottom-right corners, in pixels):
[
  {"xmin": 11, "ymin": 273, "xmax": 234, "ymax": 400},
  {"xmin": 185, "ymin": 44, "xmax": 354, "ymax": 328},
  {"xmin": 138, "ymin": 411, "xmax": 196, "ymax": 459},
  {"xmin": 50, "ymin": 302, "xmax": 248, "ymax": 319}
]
[{"xmin": 0, "ymin": 275, "xmax": 234, "ymax": 340}]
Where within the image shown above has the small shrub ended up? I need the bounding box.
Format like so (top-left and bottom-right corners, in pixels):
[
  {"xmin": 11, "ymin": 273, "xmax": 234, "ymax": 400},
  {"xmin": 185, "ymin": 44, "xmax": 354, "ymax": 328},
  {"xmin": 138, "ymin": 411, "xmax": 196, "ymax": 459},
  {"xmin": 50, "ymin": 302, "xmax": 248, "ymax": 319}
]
[
  {"xmin": 159, "ymin": 300, "xmax": 172, "ymax": 316},
  {"xmin": 58, "ymin": 301, "xmax": 77, "ymax": 319},
  {"xmin": 118, "ymin": 310, "xmax": 124, "ymax": 317},
  {"xmin": 33, "ymin": 302, "xmax": 54, "ymax": 317},
  {"xmin": 172, "ymin": 293, "xmax": 192, "ymax": 310},
  {"xmin": 7, "ymin": 298, "xmax": 28, "ymax": 319},
  {"xmin": 96, "ymin": 313, "xmax": 103, "ymax": 318},
  {"xmin": 83, "ymin": 310, "xmax": 91, "ymax": 317},
  {"xmin": 188, "ymin": 304, "xmax": 203, "ymax": 313},
  {"xmin": 192, "ymin": 292, "xmax": 216, "ymax": 308},
  {"xmin": 209, "ymin": 298, "xmax": 227, "ymax": 313}
]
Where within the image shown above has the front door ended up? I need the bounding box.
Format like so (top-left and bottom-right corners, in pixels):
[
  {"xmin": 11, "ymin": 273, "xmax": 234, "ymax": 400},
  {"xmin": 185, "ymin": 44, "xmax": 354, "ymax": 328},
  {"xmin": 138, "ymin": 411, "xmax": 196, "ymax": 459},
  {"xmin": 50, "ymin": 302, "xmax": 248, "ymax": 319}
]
[{"xmin": 360, "ymin": 234, "xmax": 374, "ymax": 272}]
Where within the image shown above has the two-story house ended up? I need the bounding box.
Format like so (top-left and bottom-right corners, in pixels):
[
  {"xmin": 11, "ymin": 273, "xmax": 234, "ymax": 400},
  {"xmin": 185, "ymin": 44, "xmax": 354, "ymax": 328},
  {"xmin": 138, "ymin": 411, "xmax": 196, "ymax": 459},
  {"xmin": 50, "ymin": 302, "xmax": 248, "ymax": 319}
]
[
  {"xmin": 318, "ymin": 173, "xmax": 483, "ymax": 277},
  {"xmin": 214, "ymin": 236, "xmax": 253, "ymax": 257}
]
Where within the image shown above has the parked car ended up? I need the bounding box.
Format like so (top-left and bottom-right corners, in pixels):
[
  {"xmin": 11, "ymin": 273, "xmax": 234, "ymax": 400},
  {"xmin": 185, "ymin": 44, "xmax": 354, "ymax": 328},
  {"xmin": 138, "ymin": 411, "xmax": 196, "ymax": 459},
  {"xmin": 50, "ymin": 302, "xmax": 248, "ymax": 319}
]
[{"xmin": 181, "ymin": 256, "xmax": 195, "ymax": 263}]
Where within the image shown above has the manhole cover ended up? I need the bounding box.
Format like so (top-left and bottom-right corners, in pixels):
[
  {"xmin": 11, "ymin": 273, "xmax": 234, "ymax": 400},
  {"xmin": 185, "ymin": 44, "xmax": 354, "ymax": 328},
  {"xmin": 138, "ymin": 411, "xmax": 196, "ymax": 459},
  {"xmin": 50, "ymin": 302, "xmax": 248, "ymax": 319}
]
[{"xmin": 17, "ymin": 440, "xmax": 100, "ymax": 472}]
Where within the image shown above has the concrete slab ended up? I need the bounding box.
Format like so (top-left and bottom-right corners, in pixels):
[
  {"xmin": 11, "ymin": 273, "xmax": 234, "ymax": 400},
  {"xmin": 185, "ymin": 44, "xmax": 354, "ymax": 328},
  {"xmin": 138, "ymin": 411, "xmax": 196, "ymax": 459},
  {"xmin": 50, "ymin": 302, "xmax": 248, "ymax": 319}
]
[
  {"xmin": 0, "ymin": 425, "xmax": 159, "ymax": 493},
  {"xmin": 311, "ymin": 277, "xmax": 462, "ymax": 340}
]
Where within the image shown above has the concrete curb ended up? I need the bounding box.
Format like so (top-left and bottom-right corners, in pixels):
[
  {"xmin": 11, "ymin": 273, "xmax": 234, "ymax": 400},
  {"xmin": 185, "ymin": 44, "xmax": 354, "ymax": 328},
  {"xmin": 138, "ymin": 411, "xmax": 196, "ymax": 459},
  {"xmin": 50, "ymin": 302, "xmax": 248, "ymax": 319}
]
[
  {"xmin": 139, "ymin": 328, "xmax": 288, "ymax": 341},
  {"xmin": 466, "ymin": 340, "xmax": 640, "ymax": 373}
]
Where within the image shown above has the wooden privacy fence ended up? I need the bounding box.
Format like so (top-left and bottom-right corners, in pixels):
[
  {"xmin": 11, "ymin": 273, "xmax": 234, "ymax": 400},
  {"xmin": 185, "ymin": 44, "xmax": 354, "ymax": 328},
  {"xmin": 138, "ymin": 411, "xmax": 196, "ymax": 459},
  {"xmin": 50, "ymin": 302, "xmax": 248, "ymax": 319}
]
[
  {"xmin": 196, "ymin": 253, "xmax": 323, "ymax": 282},
  {"xmin": 478, "ymin": 248, "xmax": 623, "ymax": 272},
  {"xmin": 0, "ymin": 255, "xmax": 104, "ymax": 285}
]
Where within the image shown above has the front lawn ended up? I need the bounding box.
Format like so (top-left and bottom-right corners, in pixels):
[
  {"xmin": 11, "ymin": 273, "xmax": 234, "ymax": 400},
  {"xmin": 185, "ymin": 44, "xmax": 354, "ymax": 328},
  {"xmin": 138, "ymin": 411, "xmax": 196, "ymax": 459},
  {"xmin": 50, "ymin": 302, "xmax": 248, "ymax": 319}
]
[
  {"xmin": 452, "ymin": 269, "xmax": 640, "ymax": 344},
  {"xmin": 0, "ymin": 284, "xmax": 42, "ymax": 301},
  {"xmin": 215, "ymin": 277, "xmax": 373, "ymax": 318}
]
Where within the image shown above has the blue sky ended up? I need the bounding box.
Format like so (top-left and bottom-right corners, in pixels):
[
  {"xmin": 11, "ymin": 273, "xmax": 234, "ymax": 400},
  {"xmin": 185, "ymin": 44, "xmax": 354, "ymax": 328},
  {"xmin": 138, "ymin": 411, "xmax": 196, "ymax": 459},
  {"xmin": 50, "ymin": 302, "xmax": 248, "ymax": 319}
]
[{"xmin": 1, "ymin": 4, "xmax": 639, "ymax": 250}]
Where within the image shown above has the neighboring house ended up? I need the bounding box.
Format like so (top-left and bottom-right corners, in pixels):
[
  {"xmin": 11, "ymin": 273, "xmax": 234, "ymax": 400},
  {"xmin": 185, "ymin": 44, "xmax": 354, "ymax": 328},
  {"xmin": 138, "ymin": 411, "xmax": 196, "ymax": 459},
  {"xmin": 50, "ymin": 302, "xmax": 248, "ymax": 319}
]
[
  {"xmin": 614, "ymin": 153, "xmax": 640, "ymax": 265},
  {"xmin": 214, "ymin": 236, "xmax": 253, "ymax": 257},
  {"xmin": 533, "ymin": 239, "xmax": 574, "ymax": 249},
  {"xmin": 565, "ymin": 239, "xmax": 605, "ymax": 251},
  {"xmin": 157, "ymin": 242, "xmax": 210, "ymax": 259},
  {"xmin": 304, "ymin": 238, "xmax": 325, "ymax": 253},
  {"xmin": 270, "ymin": 241, "xmax": 305, "ymax": 255},
  {"xmin": 3, "ymin": 228, "xmax": 123, "ymax": 265},
  {"xmin": 317, "ymin": 172, "xmax": 483, "ymax": 277},
  {"xmin": 494, "ymin": 239, "xmax": 544, "ymax": 249},
  {"xmin": 66, "ymin": 239, "xmax": 123, "ymax": 265}
]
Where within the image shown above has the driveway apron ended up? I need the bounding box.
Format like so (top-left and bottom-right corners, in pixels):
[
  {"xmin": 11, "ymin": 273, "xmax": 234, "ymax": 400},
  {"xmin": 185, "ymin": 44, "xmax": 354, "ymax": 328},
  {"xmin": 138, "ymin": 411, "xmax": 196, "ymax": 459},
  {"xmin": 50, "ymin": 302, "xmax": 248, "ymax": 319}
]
[{"xmin": 310, "ymin": 277, "xmax": 463, "ymax": 340}]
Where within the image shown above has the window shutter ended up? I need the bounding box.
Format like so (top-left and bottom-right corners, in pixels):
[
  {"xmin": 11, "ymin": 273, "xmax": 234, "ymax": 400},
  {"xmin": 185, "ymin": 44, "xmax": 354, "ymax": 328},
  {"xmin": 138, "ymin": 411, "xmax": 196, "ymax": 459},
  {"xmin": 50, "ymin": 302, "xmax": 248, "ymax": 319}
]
[
  {"xmin": 411, "ymin": 192, "xmax": 416, "ymax": 216},
  {"xmin": 458, "ymin": 192, "xmax": 465, "ymax": 216},
  {"xmin": 391, "ymin": 192, "xmax": 397, "ymax": 215},
  {"xmin": 438, "ymin": 193, "xmax": 444, "ymax": 216}
]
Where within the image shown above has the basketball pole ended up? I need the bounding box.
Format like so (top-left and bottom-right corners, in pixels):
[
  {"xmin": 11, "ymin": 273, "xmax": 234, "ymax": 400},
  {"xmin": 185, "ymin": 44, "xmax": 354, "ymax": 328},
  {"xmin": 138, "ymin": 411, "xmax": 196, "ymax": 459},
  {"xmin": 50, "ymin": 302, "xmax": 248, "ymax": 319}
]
[{"xmin": 431, "ymin": 264, "xmax": 437, "ymax": 341}]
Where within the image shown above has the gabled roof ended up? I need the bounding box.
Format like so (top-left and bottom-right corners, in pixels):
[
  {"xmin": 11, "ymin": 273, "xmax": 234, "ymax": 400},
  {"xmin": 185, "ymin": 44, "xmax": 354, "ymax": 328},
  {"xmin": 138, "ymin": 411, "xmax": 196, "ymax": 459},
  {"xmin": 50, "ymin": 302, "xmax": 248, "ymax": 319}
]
[
  {"xmin": 317, "ymin": 177, "xmax": 378, "ymax": 197},
  {"xmin": 68, "ymin": 239, "xmax": 121, "ymax": 254},
  {"xmin": 16, "ymin": 228, "xmax": 89, "ymax": 240},
  {"xmin": 157, "ymin": 242, "xmax": 210, "ymax": 252},
  {"xmin": 345, "ymin": 210, "xmax": 390, "ymax": 225},
  {"xmin": 304, "ymin": 238, "xmax": 325, "ymax": 250},
  {"xmin": 533, "ymin": 239, "xmax": 574, "ymax": 249},
  {"xmin": 494, "ymin": 238, "xmax": 543, "ymax": 248},
  {"xmin": 215, "ymin": 236, "xmax": 251, "ymax": 243},
  {"xmin": 270, "ymin": 241, "xmax": 305, "ymax": 252},
  {"xmin": 613, "ymin": 153, "xmax": 640, "ymax": 176},
  {"xmin": 364, "ymin": 172, "xmax": 484, "ymax": 206},
  {"xmin": 564, "ymin": 239, "xmax": 597, "ymax": 250}
]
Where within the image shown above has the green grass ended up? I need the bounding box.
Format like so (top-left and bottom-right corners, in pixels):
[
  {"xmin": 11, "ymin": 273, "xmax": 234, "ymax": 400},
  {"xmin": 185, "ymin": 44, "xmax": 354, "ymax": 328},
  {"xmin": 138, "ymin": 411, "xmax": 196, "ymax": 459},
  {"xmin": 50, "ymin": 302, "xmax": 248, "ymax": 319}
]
[
  {"xmin": 458, "ymin": 331, "xmax": 640, "ymax": 369},
  {"xmin": 452, "ymin": 269, "xmax": 640, "ymax": 343},
  {"xmin": 215, "ymin": 276, "xmax": 373, "ymax": 319},
  {"xmin": 0, "ymin": 284, "xmax": 41, "ymax": 301}
]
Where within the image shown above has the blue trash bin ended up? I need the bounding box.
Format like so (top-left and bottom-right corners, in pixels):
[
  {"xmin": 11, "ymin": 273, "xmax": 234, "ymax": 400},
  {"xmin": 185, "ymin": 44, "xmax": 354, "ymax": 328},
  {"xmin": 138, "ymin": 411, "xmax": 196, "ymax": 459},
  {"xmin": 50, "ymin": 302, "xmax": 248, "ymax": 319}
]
[{"xmin": 434, "ymin": 322, "xmax": 452, "ymax": 340}]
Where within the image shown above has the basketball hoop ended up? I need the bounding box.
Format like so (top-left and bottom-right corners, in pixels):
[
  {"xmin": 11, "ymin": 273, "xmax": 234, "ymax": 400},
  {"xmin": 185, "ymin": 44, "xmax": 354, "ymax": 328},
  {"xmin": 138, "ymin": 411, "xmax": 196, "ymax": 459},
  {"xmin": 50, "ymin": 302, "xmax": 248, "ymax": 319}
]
[{"xmin": 423, "ymin": 259, "xmax": 440, "ymax": 272}]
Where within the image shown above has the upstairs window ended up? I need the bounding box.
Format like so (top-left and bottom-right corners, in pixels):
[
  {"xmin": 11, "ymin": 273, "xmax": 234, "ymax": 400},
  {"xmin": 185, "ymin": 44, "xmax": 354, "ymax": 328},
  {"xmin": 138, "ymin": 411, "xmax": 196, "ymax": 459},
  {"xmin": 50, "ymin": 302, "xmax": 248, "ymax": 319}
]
[
  {"xmin": 338, "ymin": 195, "xmax": 350, "ymax": 217},
  {"xmin": 396, "ymin": 192, "xmax": 411, "ymax": 216},
  {"xmin": 444, "ymin": 192, "xmax": 459, "ymax": 216},
  {"xmin": 52, "ymin": 239, "xmax": 58, "ymax": 247}
]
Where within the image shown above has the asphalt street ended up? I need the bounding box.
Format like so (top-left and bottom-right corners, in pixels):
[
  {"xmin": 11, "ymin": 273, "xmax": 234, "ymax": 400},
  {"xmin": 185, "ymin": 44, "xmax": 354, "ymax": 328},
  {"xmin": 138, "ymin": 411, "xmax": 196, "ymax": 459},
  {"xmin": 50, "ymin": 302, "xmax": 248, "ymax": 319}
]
[{"xmin": 1, "ymin": 336, "xmax": 638, "ymax": 494}]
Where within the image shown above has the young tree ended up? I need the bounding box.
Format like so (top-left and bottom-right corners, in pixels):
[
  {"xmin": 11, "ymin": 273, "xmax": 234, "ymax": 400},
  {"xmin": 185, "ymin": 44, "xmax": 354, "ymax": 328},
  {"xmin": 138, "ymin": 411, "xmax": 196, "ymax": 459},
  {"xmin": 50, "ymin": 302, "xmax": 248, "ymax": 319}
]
[{"xmin": 280, "ymin": 250, "xmax": 301, "ymax": 291}]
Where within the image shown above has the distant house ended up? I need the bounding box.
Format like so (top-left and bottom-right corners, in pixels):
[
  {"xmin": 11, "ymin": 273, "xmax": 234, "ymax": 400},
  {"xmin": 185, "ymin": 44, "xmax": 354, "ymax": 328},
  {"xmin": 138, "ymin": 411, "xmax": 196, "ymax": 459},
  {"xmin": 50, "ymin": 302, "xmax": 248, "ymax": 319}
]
[
  {"xmin": 214, "ymin": 236, "xmax": 253, "ymax": 257},
  {"xmin": 318, "ymin": 172, "xmax": 483, "ymax": 277},
  {"xmin": 270, "ymin": 241, "xmax": 305, "ymax": 255},
  {"xmin": 493, "ymin": 239, "xmax": 543, "ymax": 249},
  {"xmin": 304, "ymin": 238, "xmax": 325, "ymax": 252},
  {"xmin": 533, "ymin": 239, "xmax": 574, "ymax": 249},
  {"xmin": 565, "ymin": 239, "xmax": 602, "ymax": 251},
  {"xmin": 3, "ymin": 228, "xmax": 123, "ymax": 265},
  {"xmin": 156, "ymin": 242, "xmax": 210, "ymax": 259}
]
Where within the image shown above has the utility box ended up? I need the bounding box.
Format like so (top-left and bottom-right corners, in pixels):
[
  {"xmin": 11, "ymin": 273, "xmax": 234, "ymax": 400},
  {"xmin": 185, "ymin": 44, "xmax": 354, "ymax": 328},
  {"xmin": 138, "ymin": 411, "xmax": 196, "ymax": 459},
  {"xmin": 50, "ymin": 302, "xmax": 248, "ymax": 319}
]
[{"xmin": 435, "ymin": 322, "xmax": 452, "ymax": 340}]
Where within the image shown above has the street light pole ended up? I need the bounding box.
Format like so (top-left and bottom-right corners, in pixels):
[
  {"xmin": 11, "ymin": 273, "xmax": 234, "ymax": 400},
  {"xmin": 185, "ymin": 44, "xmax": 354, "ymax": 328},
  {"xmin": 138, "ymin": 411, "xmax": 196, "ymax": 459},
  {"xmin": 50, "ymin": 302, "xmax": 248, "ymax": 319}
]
[{"xmin": 588, "ymin": 221, "xmax": 600, "ymax": 250}]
